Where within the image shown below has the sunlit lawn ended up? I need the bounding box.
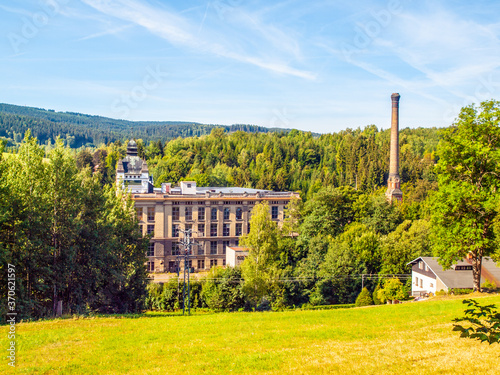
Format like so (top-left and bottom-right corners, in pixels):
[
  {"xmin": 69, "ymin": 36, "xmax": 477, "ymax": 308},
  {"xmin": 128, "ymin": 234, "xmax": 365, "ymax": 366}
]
[{"xmin": 2, "ymin": 294, "xmax": 499, "ymax": 374}]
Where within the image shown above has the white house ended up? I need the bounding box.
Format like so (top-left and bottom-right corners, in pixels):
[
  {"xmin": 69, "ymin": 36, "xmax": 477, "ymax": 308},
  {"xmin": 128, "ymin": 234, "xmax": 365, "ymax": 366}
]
[
  {"xmin": 116, "ymin": 140, "xmax": 153, "ymax": 194},
  {"xmin": 407, "ymin": 257, "xmax": 500, "ymax": 296}
]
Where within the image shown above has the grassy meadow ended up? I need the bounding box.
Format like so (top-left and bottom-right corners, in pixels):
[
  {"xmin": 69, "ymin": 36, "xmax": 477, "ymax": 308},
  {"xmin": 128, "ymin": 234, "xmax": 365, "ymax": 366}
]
[{"xmin": 2, "ymin": 294, "xmax": 500, "ymax": 375}]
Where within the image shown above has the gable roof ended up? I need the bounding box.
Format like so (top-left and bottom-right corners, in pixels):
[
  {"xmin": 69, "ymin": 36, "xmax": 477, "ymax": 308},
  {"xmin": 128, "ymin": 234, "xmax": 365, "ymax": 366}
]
[{"xmin": 407, "ymin": 257, "xmax": 500, "ymax": 289}]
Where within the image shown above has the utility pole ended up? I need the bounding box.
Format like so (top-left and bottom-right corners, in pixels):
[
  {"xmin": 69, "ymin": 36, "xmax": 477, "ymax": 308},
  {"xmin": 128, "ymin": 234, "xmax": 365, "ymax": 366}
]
[{"xmin": 177, "ymin": 229, "xmax": 198, "ymax": 316}]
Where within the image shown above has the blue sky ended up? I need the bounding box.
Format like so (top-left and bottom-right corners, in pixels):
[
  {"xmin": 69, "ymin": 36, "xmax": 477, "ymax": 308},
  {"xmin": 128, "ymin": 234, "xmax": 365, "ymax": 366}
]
[{"xmin": 1, "ymin": 0, "xmax": 500, "ymax": 133}]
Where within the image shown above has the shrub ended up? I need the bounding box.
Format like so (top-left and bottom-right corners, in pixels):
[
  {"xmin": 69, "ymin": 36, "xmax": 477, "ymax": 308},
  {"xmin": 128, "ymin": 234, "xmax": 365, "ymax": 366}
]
[
  {"xmin": 450, "ymin": 288, "xmax": 473, "ymax": 295},
  {"xmin": 355, "ymin": 287, "xmax": 374, "ymax": 307},
  {"xmin": 372, "ymin": 284, "xmax": 383, "ymax": 305},
  {"xmin": 482, "ymin": 279, "xmax": 497, "ymax": 290},
  {"xmin": 436, "ymin": 290, "xmax": 447, "ymax": 296}
]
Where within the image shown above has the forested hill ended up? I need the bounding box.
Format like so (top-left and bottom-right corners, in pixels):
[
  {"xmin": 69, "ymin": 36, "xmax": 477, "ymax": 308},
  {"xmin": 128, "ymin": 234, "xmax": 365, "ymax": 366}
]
[{"xmin": 0, "ymin": 103, "xmax": 292, "ymax": 148}]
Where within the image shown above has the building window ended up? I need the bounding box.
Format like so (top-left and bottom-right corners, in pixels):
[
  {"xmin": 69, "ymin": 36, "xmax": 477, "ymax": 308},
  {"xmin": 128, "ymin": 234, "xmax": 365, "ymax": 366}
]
[
  {"xmin": 147, "ymin": 243, "xmax": 155, "ymax": 257},
  {"xmin": 198, "ymin": 259, "xmax": 205, "ymax": 270},
  {"xmin": 147, "ymin": 261, "xmax": 154, "ymax": 272},
  {"xmin": 235, "ymin": 239, "xmax": 239, "ymax": 246},
  {"xmin": 172, "ymin": 242, "xmax": 180, "ymax": 256},
  {"xmin": 223, "ymin": 259, "xmax": 226, "ymax": 266},
  {"xmin": 198, "ymin": 207, "xmax": 205, "ymax": 221},
  {"xmin": 223, "ymin": 223, "xmax": 230, "ymax": 237},
  {"xmin": 247, "ymin": 222, "xmax": 251, "ymax": 234},
  {"xmin": 425, "ymin": 264, "xmax": 429, "ymax": 271},
  {"xmin": 198, "ymin": 244, "xmax": 205, "ymax": 255},
  {"xmin": 430, "ymin": 283, "xmax": 434, "ymax": 288},
  {"xmin": 418, "ymin": 261, "xmax": 423, "ymax": 270},
  {"xmin": 172, "ymin": 224, "xmax": 179, "ymax": 237},
  {"xmin": 147, "ymin": 224, "xmax": 154, "ymax": 235},
  {"xmin": 136, "ymin": 207, "xmax": 143, "ymax": 221},
  {"xmin": 420, "ymin": 279, "xmax": 423, "ymax": 288},
  {"xmin": 236, "ymin": 207, "xmax": 243, "ymax": 220},
  {"xmin": 172, "ymin": 207, "xmax": 180, "ymax": 221},
  {"xmin": 272, "ymin": 206, "xmax": 278, "ymax": 220},
  {"xmin": 210, "ymin": 241, "xmax": 218, "ymax": 255},
  {"xmin": 415, "ymin": 277, "xmax": 419, "ymax": 286},
  {"xmin": 210, "ymin": 223, "xmax": 218, "ymax": 237},
  {"xmin": 222, "ymin": 240, "xmax": 229, "ymax": 254},
  {"xmin": 185, "ymin": 224, "xmax": 192, "ymax": 233},
  {"xmin": 138, "ymin": 224, "xmax": 143, "ymax": 236},
  {"xmin": 211, "ymin": 207, "xmax": 218, "ymax": 221},
  {"xmin": 197, "ymin": 223, "xmax": 205, "ymax": 237},
  {"xmin": 235, "ymin": 223, "xmax": 242, "ymax": 236},
  {"xmin": 224, "ymin": 207, "xmax": 230, "ymax": 220},
  {"xmin": 147, "ymin": 207, "xmax": 155, "ymax": 221},
  {"xmin": 187, "ymin": 183, "xmax": 192, "ymax": 188},
  {"xmin": 210, "ymin": 259, "xmax": 218, "ymax": 268},
  {"xmin": 185, "ymin": 207, "xmax": 192, "ymax": 221}
]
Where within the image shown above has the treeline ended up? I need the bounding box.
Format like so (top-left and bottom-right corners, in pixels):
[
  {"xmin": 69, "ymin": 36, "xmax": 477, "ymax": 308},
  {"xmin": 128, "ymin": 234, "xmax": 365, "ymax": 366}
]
[
  {"xmin": 145, "ymin": 126, "xmax": 439, "ymax": 200},
  {"xmin": 0, "ymin": 132, "xmax": 148, "ymax": 323},
  {"xmin": 0, "ymin": 103, "xmax": 288, "ymax": 148}
]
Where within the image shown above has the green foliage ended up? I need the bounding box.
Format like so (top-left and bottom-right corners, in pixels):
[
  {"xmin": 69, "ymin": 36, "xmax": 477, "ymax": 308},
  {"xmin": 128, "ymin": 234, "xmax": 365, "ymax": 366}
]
[
  {"xmin": 450, "ymin": 288, "xmax": 473, "ymax": 295},
  {"xmin": 355, "ymin": 287, "xmax": 374, "ymax": 307},
  {"xmin": 482, "ymin": 279, "xmax": 497, "ymax": 290},
  {"xmin": 240, "ymin": 202, "xmax": 280, "ymax": 307},
  {"xmin": 372, "ymin": 284, "xmax": 383, "ymax": 305},
  {"xmin": 452, "ymin": 299, "xmax": 500, "ymax": 344},
  {"xmin": 0, "ymin": 132, "xmax": 148, "ymax": 321},
  {"xmin": 379, "ymin": 219, "xmax": 431, "ymax": 275},
  {"xmin": 377, "ymin": 278, "xmax": 406, "ymax": 303},
  {"xmin": 431, "ymin": 100, "xmax": 500, "ymax": 291},
  {"xmin": 201, "ymin": 267, "xmax": 245, "ymax": 311}
]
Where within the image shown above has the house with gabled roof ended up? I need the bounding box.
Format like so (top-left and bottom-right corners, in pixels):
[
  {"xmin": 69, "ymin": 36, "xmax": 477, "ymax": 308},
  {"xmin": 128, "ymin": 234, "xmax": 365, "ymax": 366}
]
[{"xmin": 407, "ymin": 257, "xmax": 500, "ymax": 296}]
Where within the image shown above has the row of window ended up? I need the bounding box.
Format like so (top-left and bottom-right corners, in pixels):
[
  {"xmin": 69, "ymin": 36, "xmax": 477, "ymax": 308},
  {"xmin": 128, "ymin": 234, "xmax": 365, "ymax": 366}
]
[
  {"xmin": 147, "ymin": 240, "xmax": 238, "ymax": 257},
  {"xmin": 137, "ymin": 206, "xmax": 281, "ymax": 222},
  {"xmin": 414, "ymin": 277, "xmax": 434, "ymax": 289},
  {"xmin": 173, "ymin": 207, "xmax": 247, "ymax": 221},
  {"xmin": 141, "ymin": 222, "xmax": 249, "ymax": 237},
  {"xmin": 171, "ymin": 223, "xmax": 246, "ymax": 237}
]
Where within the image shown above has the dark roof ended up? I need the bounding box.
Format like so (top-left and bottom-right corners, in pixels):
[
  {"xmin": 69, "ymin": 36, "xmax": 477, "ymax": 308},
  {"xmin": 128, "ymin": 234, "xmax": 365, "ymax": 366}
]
[
  {"xmin": 121, "ymin": 155, "xmax": 144, "ymax": 174},
  {"xmin": 408, "ymin": 257, "xmax": 500, "ymax": 289}
]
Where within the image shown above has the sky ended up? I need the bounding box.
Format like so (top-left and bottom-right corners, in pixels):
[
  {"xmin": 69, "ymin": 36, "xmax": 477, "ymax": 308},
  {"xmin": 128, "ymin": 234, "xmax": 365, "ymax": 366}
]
[{"xmin": 1, "ymin": 0, "xmax": 500, "ymax": 133}]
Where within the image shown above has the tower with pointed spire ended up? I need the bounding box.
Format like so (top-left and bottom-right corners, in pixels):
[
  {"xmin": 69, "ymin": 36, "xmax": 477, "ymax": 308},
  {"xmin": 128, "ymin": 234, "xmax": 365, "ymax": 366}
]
[
  {"xmin": 386, "ymin": 93, "xmax": 403, "ymax": 202},
  {"xmin": 116, "ymin": 140, "xmax": 153, "ymax": 193}
]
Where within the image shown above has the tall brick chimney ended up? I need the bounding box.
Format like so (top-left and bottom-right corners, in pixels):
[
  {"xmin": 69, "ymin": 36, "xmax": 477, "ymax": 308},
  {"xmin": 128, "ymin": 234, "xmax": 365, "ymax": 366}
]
[{"xmin": 386, "ymin": 93, "xmax": 403, "ymax": 202}]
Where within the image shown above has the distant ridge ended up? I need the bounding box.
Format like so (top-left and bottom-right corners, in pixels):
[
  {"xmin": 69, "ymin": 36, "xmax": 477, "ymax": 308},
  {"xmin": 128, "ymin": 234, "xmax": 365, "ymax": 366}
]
[{"xmin": 0, "ymin": 103, "xmax": 296, "ymax": 148}]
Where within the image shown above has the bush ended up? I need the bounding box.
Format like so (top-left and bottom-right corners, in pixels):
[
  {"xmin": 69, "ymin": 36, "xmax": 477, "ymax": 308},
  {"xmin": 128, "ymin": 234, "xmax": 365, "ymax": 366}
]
[
  {"xmin": 200, "ymin": 267, "xmax": 245, "ymax": 312},
  {"xmin": 450, "ymin": 288, "xmax": 473, "ymax": 295},
  {"xmin": 482, "ymin": 279, "xmax": 497, "ymax": 290},
  {"xmin": 372, "ymin": 284, "xmax": 383, "ymax": 305},
  {"xmin": 355, "ymin": 287, "xmax": 374, "ymax": 307},
  {"xmin": 436, "ymin": 290, "xmax": 447, "ymax": 296}
]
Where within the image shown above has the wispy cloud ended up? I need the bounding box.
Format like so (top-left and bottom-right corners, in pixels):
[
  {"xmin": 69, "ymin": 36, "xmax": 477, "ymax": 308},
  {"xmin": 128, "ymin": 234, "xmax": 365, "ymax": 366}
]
[
  {"xmin": 76, "ymin": 23, "xmax": 135, "ymax": 41},
  {"xmin": 80, "ymin": 0, "xmax": 315, "ymax": 80}
]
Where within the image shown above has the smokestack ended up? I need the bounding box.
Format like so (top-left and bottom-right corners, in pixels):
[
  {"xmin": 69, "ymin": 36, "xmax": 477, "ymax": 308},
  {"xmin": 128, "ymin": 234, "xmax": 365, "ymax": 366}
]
[{"xmin": 386, "ymin": 93, "xmax": 403, "ymax": 202}]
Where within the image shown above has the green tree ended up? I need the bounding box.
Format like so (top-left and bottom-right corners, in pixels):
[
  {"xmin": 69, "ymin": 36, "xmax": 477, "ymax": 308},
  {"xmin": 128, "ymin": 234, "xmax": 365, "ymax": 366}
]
[
  {"xmin": 377, "ymin": 278, "xmax": 406, "ymax": 304},
  {"xmin": 240, "ymin": 202, "xmax": 279, "ymax": 307},
  {"xmin": 431, "ymin": 100, "xmax": 500, "ymax": 291}
]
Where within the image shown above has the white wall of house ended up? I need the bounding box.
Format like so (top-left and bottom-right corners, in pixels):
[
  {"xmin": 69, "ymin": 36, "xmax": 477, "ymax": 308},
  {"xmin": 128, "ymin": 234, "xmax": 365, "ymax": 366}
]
[{"xmin": 412, "ymin": 272, "xmax": 438, "ymax": 296}]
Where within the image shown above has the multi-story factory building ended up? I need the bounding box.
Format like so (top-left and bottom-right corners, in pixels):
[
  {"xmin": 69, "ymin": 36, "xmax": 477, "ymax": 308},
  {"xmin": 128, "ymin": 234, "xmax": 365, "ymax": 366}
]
[{"xmin": 117, "ymin": 141, "xmax": 299, "ymax": 273}]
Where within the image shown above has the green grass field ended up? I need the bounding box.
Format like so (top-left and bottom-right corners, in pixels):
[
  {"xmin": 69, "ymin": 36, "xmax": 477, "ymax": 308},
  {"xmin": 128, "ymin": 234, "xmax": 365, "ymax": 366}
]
[{"xmin": 2, "ymin": 294, "xmax": 500, "ymax": 374}]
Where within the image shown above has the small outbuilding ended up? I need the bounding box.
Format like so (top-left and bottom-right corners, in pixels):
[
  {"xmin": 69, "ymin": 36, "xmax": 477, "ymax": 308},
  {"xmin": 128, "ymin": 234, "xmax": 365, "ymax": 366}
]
[
  {"xmin": 226, "ymin": 246, "xmax": 250, "ymax": 267},
  {"xmin": 407, "ymin": 256, "xmax": 500, "ymax": 296}
]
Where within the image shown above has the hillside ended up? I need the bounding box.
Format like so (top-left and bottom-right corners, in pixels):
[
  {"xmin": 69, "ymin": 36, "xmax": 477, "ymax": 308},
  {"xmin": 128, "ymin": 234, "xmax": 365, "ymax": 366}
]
[
  {"xmin": 0, "ymin": 103, "xmax": 293, "ymax": 148},
  {"xmin": 2, "ymin": 295, "xmax": 499, "ymax": 374}
]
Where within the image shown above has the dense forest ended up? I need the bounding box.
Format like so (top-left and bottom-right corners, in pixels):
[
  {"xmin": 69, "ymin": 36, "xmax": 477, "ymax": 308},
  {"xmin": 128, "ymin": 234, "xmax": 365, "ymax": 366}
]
[{"xmin": 0, "ymin": 103, "xmax": 292, "ymax": 148}]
